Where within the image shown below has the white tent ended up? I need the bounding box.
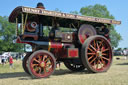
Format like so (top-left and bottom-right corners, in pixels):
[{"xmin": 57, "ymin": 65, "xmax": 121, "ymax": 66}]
[{"xmin": 0, "ymin": 56, "xmax": 2, "ymax": 64}]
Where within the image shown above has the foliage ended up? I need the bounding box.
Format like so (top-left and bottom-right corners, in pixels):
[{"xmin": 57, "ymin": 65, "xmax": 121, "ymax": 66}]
[
  {"xmin": 80, "ymin": 4, "xmax": 114, "ymax": 19},
  {"xmin": 43, "ymin": 26, "xmax": 50, "ymax": 37},
  {"xmin": 80, "ymin": 4, "xmax": 122, "ymax": 48},
  {"xmin": 116, "ymin": 48, "xmax": 122, "ymax": 51},
  {"xmin": 109, "ymin": 28, "xmax": 122, "ymax": 48},
  {"xmin": 123, "ymin": 48, "xmax": 127, "ymax": 50},
  {"xmin": 70, "ymin": 11, "xmax": 79, "ymax": 15},
  {"xmin": 0, "ymin": 16, "xmax": 24, "ymax": 53},
  {"xmin": 55, "ymin": 8, "xmax": 61, "ymax": 12}
]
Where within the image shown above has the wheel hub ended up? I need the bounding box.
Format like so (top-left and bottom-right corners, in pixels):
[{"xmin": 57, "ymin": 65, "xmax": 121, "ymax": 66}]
[
  {"xmin": 40, "ymin": 62, "xmax": 45, "ymax": 67},
  {"xmin": 96, "ymin": 51, "xmax": 102, "ymax": 58}
]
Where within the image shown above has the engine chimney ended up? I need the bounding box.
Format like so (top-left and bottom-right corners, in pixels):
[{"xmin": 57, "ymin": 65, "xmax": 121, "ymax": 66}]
[{"xmin": 37, "ymin": 2, "xmax": 45, "ymax": 9}]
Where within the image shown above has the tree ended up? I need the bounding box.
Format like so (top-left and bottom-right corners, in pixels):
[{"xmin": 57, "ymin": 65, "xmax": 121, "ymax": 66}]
[
  {"xmin": 116, "ymin": 48, "xmax": 122, "ymax": 51},
  {"xmin": 80, "ymin": 4, "xmax": 122, "ymax": 48},
  {"xmin": 55, "ymin": 8, "xmax": 61, "ymax": 12},
  {"xmin": 0, "ymin": 16, "xmax": 24, "ymax": 53},
  {"xmin": 109, "ymin": 28, "xmax": 122, "ymax": 48},
  {"xmin": 70, "ymin": 11, "xmax": 79, "ymax": 15}
]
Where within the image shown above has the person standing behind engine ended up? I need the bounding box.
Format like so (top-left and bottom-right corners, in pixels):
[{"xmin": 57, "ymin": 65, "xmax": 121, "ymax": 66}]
[
  {"xmin": 98, "ymin": 25, "xmax": 110, "ymax": 41},
  {"xmin": 9, "ymin": 56, "xmax": 14, "ymax": 69},
  {"xmin": 1, "ymin": 56, "xmax": 5, "ymax": 66}
]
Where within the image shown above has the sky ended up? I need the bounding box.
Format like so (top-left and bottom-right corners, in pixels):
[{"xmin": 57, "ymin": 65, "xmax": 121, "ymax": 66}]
[{"xmin": 0, "ymin": 0, "xmax": 128, "ymax": 49}]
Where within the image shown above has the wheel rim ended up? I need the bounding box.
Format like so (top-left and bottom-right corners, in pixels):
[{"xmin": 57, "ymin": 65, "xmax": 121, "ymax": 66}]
[
  {"xmin": 30, "ymin": 52, "xmax": 56, "ymax": 78},
  {"xmin": 22, "ymin": 52, "xmax": 32, "ymax": 75},
  {"xmin": 86, "ymin": 37, "xmax": 112, "ymax": 72}
]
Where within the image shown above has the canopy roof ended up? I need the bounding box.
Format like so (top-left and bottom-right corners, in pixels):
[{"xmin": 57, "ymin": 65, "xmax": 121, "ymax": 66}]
[{"xmin": 9, "ymin": 6, "xmax": 121, "ymax": 25}]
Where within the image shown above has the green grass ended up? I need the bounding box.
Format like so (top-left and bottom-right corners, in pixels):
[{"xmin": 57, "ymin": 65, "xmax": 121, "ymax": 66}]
[{"xmin": 0, "ymin": 57, "xmax": 128, "ymax": 85}]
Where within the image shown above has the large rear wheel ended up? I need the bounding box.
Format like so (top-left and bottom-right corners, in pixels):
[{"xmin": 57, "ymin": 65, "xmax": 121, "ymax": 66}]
[{"xmin": 81, "ymin": 35, "xmax": 113, "ymax": 73}]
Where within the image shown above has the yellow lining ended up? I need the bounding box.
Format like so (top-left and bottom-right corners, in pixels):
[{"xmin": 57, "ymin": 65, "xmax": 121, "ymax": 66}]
[{"xmin": 48, "ymin": 42, "xmax": 51, "ymax": 51}]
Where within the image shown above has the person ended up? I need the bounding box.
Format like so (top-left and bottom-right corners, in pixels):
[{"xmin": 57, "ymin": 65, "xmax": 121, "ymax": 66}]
[
  {"xmin": 1, "ymin": 56, "xmax": 5, "ymax": 66},
  {"xmin": 56, "ymin": 61, "xmax": 61, "ymax": 70},
  {"xmin": 9, "ymin": 56, "xmax": 14, "ymax": 69},
  {"xmin": 98, "ymin": 25, "xmax": 110, "ymax": 40},
  {"xmin": 123, "ymin": 49, "xmax": 128, "ymax": 59},
  {"xmin": 16, "ymin": 54, "xmax": 18, "ymax": 60}
]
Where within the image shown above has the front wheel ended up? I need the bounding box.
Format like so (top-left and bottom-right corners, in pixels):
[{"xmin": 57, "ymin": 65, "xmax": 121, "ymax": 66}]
[
  {"xmin": 22, "ymin": 52, "xmax": 32, "ymax": 75},
  {"xmin": 81, "ymin": 35, "xmax": 113, "ymax": 73},
  {"xmin": 27, "ymin": 50, "xmax": 56, "ymax": 78}
]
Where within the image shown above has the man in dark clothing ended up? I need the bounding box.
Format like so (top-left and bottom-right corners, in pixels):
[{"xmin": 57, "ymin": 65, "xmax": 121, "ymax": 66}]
[
  {"xmin": 98, "ymin": 25, "xmax": 110, "ymax": 40},
  {"xmin": 99, "ymin": 25, "xmax": 109, "ymax": 36}
]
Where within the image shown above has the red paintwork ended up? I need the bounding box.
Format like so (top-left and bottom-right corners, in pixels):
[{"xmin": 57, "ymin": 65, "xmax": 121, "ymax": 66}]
[
  {"xmin": 26, "ymin": 22, "xmax": 37, "ymax": 32},
  {"xmin": 79, "ymin": 34, "xmax": 89, "ymax": 44},
  {"xmin": 22, "ymin": 34, "xmax": 38, "ymax": 40},
  {"xmin": 49, "ymin": 42, "xmax": 79, "ymax": 59},
  {"xmin": 50, "ymin": 42, "xmax": 63, "ymax": 49},
  {"xmin": 68, "ymin": 48, "xmax": 78, "ymax": 58},
  {"xmin": 16, "ymin": 37, "xmax": 30, "ymax": 44},
  {"xmin": 16, "ymin": 37, "xmax": 32, "ymax": 44},
  {"xmin": 79, "ymin": 35, "xmax": 86, "ymax": 44},
  {"xmin": 49, "ymin": 42, "xmax": 68, "ymax": 59}
]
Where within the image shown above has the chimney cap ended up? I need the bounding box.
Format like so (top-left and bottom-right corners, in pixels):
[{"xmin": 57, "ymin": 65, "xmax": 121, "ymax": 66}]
[{"xmin": 37, "ymin": 2, "xmax": 45, "ymax": 9}]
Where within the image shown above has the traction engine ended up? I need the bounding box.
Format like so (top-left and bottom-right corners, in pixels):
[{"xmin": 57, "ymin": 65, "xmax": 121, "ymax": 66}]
[{"xmin": 9, "ymin": 3, "xmax": 121, "ymax": 78}]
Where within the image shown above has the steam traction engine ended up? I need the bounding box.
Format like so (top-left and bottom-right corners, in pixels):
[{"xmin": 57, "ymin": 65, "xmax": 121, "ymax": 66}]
[{"xmin": 9, "ymin": 4, "xmax": 121, "ymax": 78}]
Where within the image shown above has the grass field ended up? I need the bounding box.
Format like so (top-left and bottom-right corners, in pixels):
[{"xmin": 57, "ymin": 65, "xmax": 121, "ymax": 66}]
[{"xmin": 0, "ymin": 56, "xmax": 128, "ymax": 85}]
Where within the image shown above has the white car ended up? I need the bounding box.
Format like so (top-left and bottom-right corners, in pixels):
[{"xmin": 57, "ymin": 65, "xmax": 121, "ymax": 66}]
[
  {"xmin": 1, "ymin": 52, "xmax": 10, "ymax": 62},
  {"xmin": 0, "ymin": 55, "xmax": 2, "ymax": 64}
]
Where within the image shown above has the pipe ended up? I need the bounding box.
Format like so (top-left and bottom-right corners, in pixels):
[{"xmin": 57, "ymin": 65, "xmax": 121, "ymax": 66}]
[{"xmin": 16, "ymin": 37, "xmax": 73, "ymax": 50}]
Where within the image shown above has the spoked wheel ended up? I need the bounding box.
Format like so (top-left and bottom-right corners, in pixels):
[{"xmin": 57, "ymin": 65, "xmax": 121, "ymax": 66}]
[
  {"xmin": 22, "ymin": 52, "xmax": 32, "ymax": 75},
  {"xmin": 81, "ymin": 35, "xmax": 113, "ymax": 73},
  {"xmin": 27, "ymin": 50, "xmax": 56, "ymax": 78},
  {"xmin": 64, "ymin": 60, "xmax": 85, "ymax": 71}
]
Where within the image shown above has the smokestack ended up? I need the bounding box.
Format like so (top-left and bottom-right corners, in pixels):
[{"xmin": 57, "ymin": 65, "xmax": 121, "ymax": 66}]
[{"xmin": 36, "ymin": 2, "xmax": 45, "ymax": 9}]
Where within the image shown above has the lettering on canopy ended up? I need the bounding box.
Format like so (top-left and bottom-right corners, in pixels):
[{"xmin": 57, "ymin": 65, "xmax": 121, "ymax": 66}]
[{"xmin": 22, "ymin": 7, "xmax": 121, "ymax": 25}]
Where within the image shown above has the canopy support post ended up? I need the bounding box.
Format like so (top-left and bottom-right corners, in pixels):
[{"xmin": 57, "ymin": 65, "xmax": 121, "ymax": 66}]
[
  {"xmin": 16, "ymin": 18, "xmax": 18, "ymax": 36},
  {"xmin": 23, "ymin": 13, "xmax": 28, "ymax": 33},
  {"xmin": 22, "ymin": 13, "xmax": 24, "ymax": 34}
]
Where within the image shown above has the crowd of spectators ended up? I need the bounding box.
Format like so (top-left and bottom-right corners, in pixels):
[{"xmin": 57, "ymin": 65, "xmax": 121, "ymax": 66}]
[{"xmin": 0, "ymin": 52, "xmax": 26, "ymax": 65}]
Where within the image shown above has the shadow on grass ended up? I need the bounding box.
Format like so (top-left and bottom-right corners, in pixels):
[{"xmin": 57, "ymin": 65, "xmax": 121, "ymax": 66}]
[
  {"xmin": 53, "ymin": 69, "xmax": 90, "ymax": 76},
  {"xmin": 0, "ymin": 72, "xmax": 30, "ymax": 79},
  {"xmin": 0, "ymin": 69, "xmax": 91, "ymax": 79},
  {"xmin": 116, "ymin": 63, "xmax": 128, "ymax": 65}
]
